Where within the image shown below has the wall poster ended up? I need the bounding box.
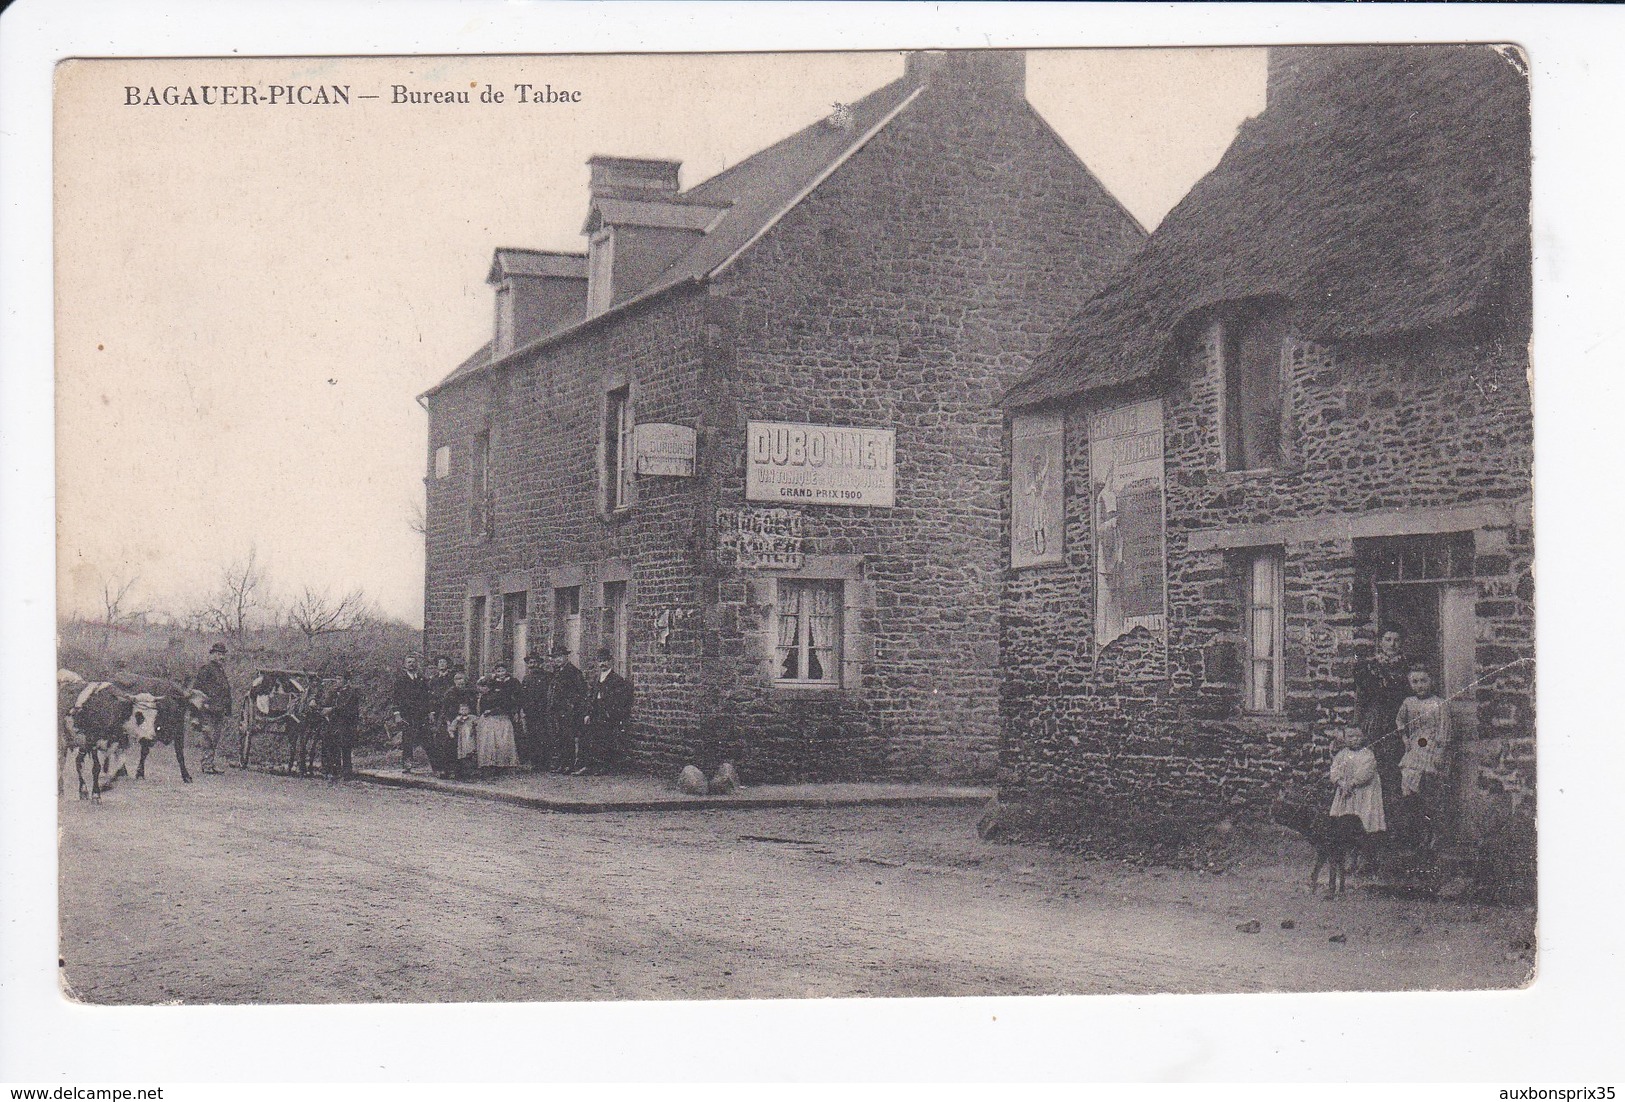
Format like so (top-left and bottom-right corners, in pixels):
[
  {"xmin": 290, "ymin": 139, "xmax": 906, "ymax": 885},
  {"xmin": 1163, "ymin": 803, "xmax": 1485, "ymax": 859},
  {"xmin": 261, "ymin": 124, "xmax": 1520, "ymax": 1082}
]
[
  {"xmin": 716, "ymin": 507, "xmax": 804, "ymax": 569},
  {"xmin": 1090, "ymin": 398, "xmax": 1168, "ymax": 650},
  {"xmin": 1010, "ymin": 411, "xmax": 1065, "ymax": 568}
]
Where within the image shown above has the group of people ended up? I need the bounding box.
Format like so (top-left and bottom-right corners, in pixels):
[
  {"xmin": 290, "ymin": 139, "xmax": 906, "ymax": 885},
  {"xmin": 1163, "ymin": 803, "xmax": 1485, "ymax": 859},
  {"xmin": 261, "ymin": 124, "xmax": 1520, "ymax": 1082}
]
[
  {"xmin": 1326, "ymin": 628, "xmax": 1455, "ymax": 860},
  {"xmin": 285, "ymin": 668, "xmax": 363, "ymax": 781},
  {"xmin": 389, "ymin": 646, "xmax": 632, "ymax": 781}
]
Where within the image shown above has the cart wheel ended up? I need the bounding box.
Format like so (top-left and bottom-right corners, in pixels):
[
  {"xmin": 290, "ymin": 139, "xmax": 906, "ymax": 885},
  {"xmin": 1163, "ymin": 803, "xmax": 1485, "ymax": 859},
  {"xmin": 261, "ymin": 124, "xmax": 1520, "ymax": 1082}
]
[{"xmin": 239, "ymin": 698, "xmax": 254, "ymax": 769}]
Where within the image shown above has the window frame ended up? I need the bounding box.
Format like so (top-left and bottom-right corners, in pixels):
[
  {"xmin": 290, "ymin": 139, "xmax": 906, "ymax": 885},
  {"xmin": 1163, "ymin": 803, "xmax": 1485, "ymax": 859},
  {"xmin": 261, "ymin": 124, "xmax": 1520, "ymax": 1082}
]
[
  {"xmin": 773, "ymin": 578, "xmax": 844, "ymax": 689},
  {"xmin": 433, "ymin": 444, "xmax": 451, "ymax": 480},
  {"xmin": 553, "ymin": 586, "xmax": 582, "ymax": 665},
  {"xmin": 470, "ymin": 429, "xmax": 493, "ymax": 539},
  {"xmin": 1242, "ymin": 549, "xmax": 1285, "ymax": 714},
  {"xmin": 1216, "ymin": 307, "xmax": 1288, "ymax": 473},
  {"xmin": 500, "ymin": 591, "xmax": 528, "ymax": 673},
  {"xmin": 604, "ymin": 385, "xmax": 634, "ymax": 513}
]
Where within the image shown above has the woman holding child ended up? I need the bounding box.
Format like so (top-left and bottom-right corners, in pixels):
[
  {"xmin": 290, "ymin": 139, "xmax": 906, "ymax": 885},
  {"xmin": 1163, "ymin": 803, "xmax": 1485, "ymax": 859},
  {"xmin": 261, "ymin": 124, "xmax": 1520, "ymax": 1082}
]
[{"xmin": 1354, "ymin": 627, "xmax": 1410, "ymax": 822}]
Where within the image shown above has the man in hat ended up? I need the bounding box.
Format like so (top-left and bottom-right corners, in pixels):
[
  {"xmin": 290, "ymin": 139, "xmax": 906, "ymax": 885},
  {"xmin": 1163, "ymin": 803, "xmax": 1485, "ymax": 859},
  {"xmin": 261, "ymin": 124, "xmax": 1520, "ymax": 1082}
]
[
  {"xmin": 390, "ymin": 652, "xmax": 437, "ymax": 774},
  {"xmin": 188, "ymin": 642, "xmax": 234, "ymax": 775},
  {"xmin": 583, "ymin": 646, "xmax": 633, "ymax": 775},
  {"xmin": 324, "ymin": 668, "xmax": 361, "ymax": 780},
  {"xmin": 519, "ymin": 651, "xmax": 551, "ymax": 771},
  {"xmin": 544, "ymin": 643, "xmax": 585, "ymax": 774}
]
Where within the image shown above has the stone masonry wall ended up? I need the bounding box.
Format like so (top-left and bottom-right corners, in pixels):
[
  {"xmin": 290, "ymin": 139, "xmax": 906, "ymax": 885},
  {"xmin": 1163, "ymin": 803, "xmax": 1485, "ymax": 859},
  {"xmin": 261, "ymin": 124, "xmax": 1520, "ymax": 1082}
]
[
  {"xmin": 1001, "ymin": 315, "xmax": 1534, "ymax": 825},
  {"xmin": 699, "ymin": 74, "xmax": 1146, "ymax": 782},
  {"xmin": 426, "ymin": 66, "xmax": 1146, "ymax": 784},
  {"xmin": 424, "ymin": 288, "xmax": 714, "ymax": 769}
]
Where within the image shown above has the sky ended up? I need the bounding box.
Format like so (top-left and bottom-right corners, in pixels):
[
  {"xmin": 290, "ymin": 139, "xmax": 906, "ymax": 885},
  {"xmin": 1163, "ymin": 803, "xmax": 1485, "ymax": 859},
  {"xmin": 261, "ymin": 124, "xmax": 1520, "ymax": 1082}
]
[{"xmin": 54, "ymin": 48, "xmax": 1266, "ymax": 627}]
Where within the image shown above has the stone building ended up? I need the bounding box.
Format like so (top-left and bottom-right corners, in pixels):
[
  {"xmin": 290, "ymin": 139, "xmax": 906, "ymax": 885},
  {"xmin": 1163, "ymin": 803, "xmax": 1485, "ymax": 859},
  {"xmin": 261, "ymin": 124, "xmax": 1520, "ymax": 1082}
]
[
  {"xmin": 419, "ymin": 50, "xmax": 1146, "ymax": 782},
  {"xmin": 997, "ymin": 46, "xmax": 1534, "ymax": 849}
]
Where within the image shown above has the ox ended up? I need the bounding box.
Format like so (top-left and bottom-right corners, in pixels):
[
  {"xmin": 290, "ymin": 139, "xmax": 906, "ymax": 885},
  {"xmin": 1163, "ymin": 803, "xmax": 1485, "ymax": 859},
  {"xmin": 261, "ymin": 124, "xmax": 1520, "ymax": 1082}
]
[
  {"xmin": 58, "ymin": 670, "xmax": 199, "ymax": 799},
  {"xmin": 109, "ymin": 670, "xmax": 201, "ymax": 783}
]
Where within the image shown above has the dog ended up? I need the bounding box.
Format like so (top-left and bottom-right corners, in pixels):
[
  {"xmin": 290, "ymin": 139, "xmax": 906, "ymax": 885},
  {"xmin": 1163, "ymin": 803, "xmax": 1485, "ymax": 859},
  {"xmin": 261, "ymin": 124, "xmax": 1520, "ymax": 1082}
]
[{"xmin": 1270, "ymin": 799, "xmax": 1367, "ymax": 896}]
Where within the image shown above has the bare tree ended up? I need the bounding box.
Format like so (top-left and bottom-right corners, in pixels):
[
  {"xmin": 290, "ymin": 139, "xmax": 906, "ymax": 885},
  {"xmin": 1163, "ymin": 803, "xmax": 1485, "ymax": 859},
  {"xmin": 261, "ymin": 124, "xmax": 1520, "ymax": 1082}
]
[
  {"xmin": 195, "ymin": 547, "xmax": 270, "ymax": 642},
  {"xmin": 407, "ymin": 494, "xmax": 427, "ymax": 537},
  {"xmin": 285, "ymin": 584, "xmax": 372, "ymax": 645},
  {"xmin": 96, "ymin": 572, "xmax": 141, "ymax": 653}
]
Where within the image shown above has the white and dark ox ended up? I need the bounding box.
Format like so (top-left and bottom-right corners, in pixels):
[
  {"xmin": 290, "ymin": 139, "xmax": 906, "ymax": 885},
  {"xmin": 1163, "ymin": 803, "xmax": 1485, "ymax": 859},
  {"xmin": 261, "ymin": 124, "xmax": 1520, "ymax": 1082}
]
[{"xmin": 58, "ymin": 670, "xmax": 200, "ymax": 799}]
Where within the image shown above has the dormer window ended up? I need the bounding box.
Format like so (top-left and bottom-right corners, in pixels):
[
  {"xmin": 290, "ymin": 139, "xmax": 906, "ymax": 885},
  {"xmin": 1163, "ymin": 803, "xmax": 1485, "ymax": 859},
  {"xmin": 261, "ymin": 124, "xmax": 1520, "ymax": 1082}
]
[
  {"xmin": 587, "ymin": 227, "xmax": 614, "ymax": 316},
  {"xmin": 1217, "ymin": 306, "xmax": 1288, "ymax": 471}
]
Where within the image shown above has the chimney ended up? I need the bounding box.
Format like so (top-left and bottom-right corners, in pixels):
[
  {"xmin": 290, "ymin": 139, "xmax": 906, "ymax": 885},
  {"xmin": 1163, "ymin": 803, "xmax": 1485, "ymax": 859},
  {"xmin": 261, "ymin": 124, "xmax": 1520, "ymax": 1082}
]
[
  {"xmin": 581, "ymin": 155, "xmax": 728, "ymax": 315},
  {"xmin": 905, "ymin": 49, "xmax": 1026, "ymax": 97},
  {"xmin": 587, "ymin": 155, "xmax": 681, "ymax": 199}
]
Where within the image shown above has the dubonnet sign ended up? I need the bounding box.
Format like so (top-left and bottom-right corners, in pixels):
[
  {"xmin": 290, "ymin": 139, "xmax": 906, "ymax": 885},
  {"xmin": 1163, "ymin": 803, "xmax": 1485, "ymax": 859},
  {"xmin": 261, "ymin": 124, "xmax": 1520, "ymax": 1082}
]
[
  {"xmin": 745, "ymin": 421, "xmax": 895, "ymax": 507},
  {"xmin": 634, "ymin": 422, "xmax": 696, "ymax": 477}
]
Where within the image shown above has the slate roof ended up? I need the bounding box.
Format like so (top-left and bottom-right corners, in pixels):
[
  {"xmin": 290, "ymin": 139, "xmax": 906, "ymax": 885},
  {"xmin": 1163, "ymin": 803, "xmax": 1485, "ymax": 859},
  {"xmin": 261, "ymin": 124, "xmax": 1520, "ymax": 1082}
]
[
  {"xmin": 487, "ymin": 248, "xmax": 587, "ymax": 283},
  {"xmin": 424, "ymin": 73, "xmax": 923, "ymax": 398},
  {"xmin": 1003, "ymin": 45, "xmax": 1532, "ymax": 410}
]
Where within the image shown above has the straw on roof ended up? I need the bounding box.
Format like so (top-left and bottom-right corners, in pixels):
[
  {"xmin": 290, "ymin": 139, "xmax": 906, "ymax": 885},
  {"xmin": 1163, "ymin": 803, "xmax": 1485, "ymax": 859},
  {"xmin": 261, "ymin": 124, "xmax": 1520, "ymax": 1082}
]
[{"xmin": 1004, "ymin": 45, "xmax": 1531, "ymax": 410}]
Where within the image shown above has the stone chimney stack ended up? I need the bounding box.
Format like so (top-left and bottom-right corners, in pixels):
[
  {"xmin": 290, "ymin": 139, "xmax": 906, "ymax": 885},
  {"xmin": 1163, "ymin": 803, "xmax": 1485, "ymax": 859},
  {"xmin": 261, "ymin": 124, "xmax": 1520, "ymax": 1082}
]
[
  {"xmin": 905, "ymin": 49, "xmax": 1026, "ymax": 97},
  {"xmin": 581, "ymin": 155, "xmax": 727, "ymax": 316},
  {"xmin": 588, "ymin": 155, "xmax": 682, "ymax": 199}
]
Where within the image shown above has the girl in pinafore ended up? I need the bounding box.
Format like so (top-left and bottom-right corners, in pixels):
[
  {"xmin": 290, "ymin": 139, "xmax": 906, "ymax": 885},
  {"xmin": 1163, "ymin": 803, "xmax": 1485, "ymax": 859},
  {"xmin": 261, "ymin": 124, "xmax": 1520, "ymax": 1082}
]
[{"xmin": 1329, "ymin": 724, "xmax": 1386, "ymax": 836}]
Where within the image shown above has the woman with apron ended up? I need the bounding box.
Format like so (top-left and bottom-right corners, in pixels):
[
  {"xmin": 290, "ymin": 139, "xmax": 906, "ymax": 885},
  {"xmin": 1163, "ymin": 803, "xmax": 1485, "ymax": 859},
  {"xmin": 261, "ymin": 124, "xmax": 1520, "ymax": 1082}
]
[{"xmin": 475, "ymin": 662, "xmax": 522, "ymax": 773}]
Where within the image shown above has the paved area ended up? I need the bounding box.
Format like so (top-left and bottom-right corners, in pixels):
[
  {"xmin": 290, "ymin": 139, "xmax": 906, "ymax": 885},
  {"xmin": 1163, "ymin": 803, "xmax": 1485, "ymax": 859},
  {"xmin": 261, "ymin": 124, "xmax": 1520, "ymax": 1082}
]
[
  {"xmin": 352, "ymin": 763, "xmax": 993, "ymax": 813},
  {"xmin": 58, "ymin": 758, "xmax": 1536, "ymax": 1005}
]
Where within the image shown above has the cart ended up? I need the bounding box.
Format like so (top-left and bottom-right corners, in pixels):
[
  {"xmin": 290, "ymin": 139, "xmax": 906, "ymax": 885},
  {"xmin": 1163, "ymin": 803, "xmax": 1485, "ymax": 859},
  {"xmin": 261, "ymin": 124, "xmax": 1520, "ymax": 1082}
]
[{"xmin": 238, "ymin": 668, "xmax": 324, "ymax": 774}]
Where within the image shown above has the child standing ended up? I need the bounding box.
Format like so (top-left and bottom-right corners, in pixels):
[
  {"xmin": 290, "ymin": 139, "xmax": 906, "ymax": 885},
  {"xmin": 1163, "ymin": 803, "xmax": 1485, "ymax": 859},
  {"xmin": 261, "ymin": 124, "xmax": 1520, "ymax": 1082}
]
[
  {"xmin": 1396, "ymin": 666, "xmax": 1452, "ymax": 850},
  {"xmin": 1329, "ymin": 724, "xmax": 1386, "ymax": 834}
]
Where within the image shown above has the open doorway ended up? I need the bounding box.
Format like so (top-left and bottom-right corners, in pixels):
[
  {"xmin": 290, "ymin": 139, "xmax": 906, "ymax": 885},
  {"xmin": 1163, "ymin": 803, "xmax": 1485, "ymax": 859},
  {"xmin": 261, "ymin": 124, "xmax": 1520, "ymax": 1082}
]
[{"xmin": 1356, "ymin": 533, "xmax": 1481, "ymax": 844}]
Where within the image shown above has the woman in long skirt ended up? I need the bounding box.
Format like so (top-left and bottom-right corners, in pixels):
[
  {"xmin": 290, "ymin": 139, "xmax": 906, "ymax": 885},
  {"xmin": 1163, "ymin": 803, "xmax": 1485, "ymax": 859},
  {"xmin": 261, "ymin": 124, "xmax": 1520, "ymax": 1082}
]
[{"xmin": 475, "ymin": 663, "xmax": 522, "ymax": 771}]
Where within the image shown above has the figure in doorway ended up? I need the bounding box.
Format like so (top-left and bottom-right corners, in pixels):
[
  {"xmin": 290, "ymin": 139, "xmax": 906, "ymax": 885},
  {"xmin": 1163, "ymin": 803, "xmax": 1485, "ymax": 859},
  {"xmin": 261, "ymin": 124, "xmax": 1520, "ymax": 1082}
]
[
  {"xmin": 1396, "ymin": 666, "xmax": 1453, "ymax": 853},
  {"xmin": 1354, "ymin": 627, "xmax": 1410, "ymax": 827}
]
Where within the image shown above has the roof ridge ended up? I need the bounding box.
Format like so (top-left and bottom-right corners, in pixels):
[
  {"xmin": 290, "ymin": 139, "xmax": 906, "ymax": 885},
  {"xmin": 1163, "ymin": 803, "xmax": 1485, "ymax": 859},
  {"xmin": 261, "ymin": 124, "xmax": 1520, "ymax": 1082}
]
[
  {"xmin": 706, "ymin": 83, "xmax": 924, "ymax": 280},
  {"xmin": 682, "ymin": 75, "xmax": 914, "ymax": 203}
]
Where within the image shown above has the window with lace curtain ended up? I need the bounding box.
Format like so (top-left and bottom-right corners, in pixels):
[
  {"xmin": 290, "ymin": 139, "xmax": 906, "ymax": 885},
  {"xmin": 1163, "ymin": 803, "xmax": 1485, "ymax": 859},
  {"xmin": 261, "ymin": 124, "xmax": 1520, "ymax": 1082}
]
[{"xmin": 775, "ymin": 580, "xmax": 841, "ymax": 686}]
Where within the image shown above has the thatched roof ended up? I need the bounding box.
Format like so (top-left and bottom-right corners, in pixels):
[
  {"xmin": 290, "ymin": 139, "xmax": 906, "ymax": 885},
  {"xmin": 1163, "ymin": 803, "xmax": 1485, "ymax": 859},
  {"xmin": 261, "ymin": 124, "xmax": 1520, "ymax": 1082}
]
[{"xmin": 1004, "ymin": 45, "xmax": 1531, "ymax": 410}]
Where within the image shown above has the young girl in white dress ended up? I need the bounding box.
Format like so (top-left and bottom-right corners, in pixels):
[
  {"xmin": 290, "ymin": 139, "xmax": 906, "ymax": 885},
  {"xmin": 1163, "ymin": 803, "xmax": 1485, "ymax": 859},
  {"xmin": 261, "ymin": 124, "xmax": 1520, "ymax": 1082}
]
[{"xmin": 1329, "ymin": 724, "xmax": 1386, "ymax": 834}]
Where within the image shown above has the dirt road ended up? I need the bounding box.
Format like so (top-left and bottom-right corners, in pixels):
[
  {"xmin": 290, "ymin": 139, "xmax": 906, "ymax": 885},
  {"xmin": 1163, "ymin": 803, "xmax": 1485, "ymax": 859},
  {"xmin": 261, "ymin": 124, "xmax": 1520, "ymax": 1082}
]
[{"xmin": 58, "ymin": 760, "xmax": 1535, "ymax": 1004}]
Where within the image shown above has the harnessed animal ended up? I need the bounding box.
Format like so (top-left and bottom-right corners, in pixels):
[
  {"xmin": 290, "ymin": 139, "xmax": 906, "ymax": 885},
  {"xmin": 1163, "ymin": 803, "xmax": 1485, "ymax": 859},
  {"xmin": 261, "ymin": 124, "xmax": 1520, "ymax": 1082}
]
[
  {"xmin": 110, "ymin": 671, "xmax": 202, "ymax": 783},
  {"xmin": 58, "ymin": 670, "xmax": 200, "ymax": 799}
]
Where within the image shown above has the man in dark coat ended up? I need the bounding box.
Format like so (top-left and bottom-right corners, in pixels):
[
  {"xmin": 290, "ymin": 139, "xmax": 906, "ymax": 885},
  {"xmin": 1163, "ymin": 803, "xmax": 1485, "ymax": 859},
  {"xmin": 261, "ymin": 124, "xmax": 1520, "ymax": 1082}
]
[
  {"xmin": 188, "ymin": 642, "xmax": 234, "ymax": 775},
  {"xmin": 440, "ymin": 667, "xmax": 478, "ymax": 779},
  {"xmin": 544, "ymin": 643, "xmax": 586, "ymax": 774},
  {"xmin": 390, "ymin": 653, "xmax": 437, "ymax": 774},
  {"xmin": 583, "ymin": 646, "xmax": 633, "ymax": 775},
  {"xmin": 324, "ymin": 669, "xmax": 361, "ymax": 780},
  {"xmin": 519, "ymin": 651, "xmax": 551, "ymax": 771}
]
